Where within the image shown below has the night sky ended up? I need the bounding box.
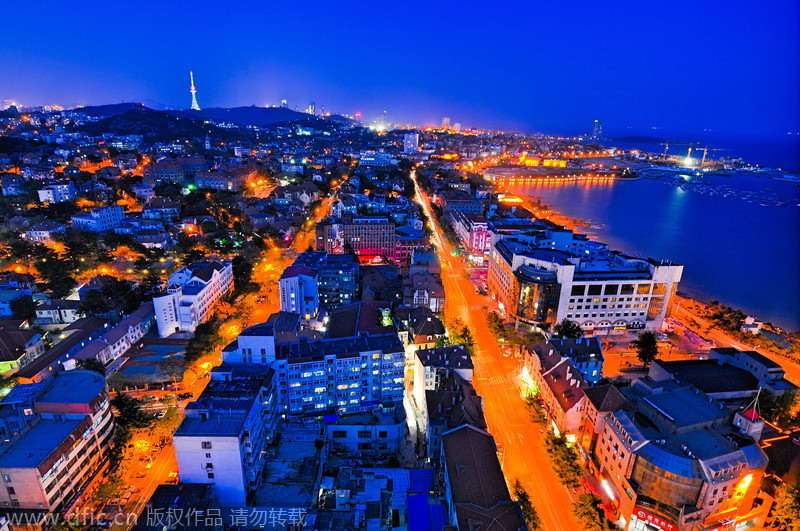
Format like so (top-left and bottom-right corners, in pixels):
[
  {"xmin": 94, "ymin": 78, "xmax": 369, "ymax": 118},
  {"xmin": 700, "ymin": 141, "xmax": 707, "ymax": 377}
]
[{"xmin": 2, "ymin": 0, "xmax": 799, "ymax": 139}]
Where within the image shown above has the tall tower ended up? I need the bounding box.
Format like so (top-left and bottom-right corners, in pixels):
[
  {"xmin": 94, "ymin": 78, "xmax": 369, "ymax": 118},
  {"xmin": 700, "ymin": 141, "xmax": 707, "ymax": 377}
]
[{"xmin": 189, "ymin": 71, "xmax": 201, "ymax": 111}]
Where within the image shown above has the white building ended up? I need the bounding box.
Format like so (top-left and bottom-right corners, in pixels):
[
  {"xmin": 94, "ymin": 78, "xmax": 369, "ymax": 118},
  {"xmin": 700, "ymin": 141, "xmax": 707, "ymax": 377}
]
[
  {"xmin": 403, "ymin": 133, "xmax": 419, "ymax": 154},
  {"xmin": 37, "ymin": 181, "xmax": 75, "ymax": 203},
  {"xmin": 278, "ymin": 265, "xmax": 319, "ymax": 319},
  {"xmin": 25, "ymin": 220, "xmax": 66, "ymax": 242},
  {"xmin": 412, "ymin": 345, "xmax": 474, "ymax": 408},
  {"xmin": 488, "ymin": 231, "xmax": 683, "ymax": 333},
  {"xmin": 173, "ymin": 364, "xmax": 278, "ymax": 505},
  {"xmin": 153, "ymin": 262, "xmax": 233, "ymax": 337},
  {"xmin": 70, "ymin": 205, "xmax": 125, "ymax": 232}
]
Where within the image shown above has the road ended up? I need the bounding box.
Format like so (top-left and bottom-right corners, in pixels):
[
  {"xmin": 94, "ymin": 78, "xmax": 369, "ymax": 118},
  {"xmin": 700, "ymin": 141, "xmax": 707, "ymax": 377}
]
[{"xmin": 412, "ymin": 173, "xmax": 583, "ymax": 531}]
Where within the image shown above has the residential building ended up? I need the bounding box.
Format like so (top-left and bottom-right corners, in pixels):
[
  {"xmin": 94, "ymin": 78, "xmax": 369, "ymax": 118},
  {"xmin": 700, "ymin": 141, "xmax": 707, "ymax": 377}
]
[
  {"xmin": 451, "ymin": 210, "xmax": 489, "ymax": 261},
  {"xmin": 0, "ymin": 287, "xmax": 30, "ymax": 317},
  {"xmin": 223, "ymin": 318, "xmax": 405, "ymax": 416},
  {"xmin": 524, "ymin": 343, "xmax": 587, "ymax": 437},
  {"xmin": 488, "ymin": 231, "xmax": 682, "ymax": 332},
  {"xmin": 412, "ymin": 345, "xmax": 474, "ymax": 408},
  {"xmin": 423, "ymin": 371, "xmax": 485, "ymax": 460},
  {"xmin": 173, "ymin": 363, "xmax": 277, "ymax": 505},
  {"xmin": 67, "ymin": 303, "xmax": 155, "ymax": 366},
  {"xmin": 14, "ymin": 317, "xmax": 109, "ymax": 384},
  {"xmin": 0, "ymin": 325, "xmax": 45, "ymax": 375},
  {"xmin": 278, "ymin": 265, "xmax": 319, "ymax": 318},
  {"xmin": 142, "ymin": 197, "xmax": 180, "ymax": 222},
  {"xmin": 441, "ymin": 425, "xmax": 526, "ymax": 530},
  {"xmin": 436, "ymin": 190, "xmax": 482, "ymax": 215},
  {"xmin": 407, "ymin": 306, "xmax": 446, "ymax": 351},
  {"xmin": 315, "ymin": 216, "xmax": 396, "ymax": 261},
  {"xmin": 34, "ymin": 299, "xmax": 81, "ymax": 325},
  {"xmin": 0, "ymin": 370, "xmax": 115, "ymax": 517},
  {"xmin": 403, "ymin": 273, "xmax": 445, "ymax": 314},
  {"xmin": 36, "ymin": 181, "xmax": 75, "ymax": 203},
  {"xmin": 403, "ymin": 133, "xmax": 419, "ymax": 153},
  {"xmin": 153, "ymin": 262, "xmax": 233, "ymax": 337},
  {"xmin": 70, "ymin": 205, "xmax": 125, "ymax": 232},
  {"xmin": 24, "ymin": 220, "xmax": 66, "ymax": 243},
  {"xmin": 325, "ymin": 406, "xmax": 407, "ymax": 456},
  {"xmin": 548, "ymin": 336, "xmax": 604, "ymax": 386}
]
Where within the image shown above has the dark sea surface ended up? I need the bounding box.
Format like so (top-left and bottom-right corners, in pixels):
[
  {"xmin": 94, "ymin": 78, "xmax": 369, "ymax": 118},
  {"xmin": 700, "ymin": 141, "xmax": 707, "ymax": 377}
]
[{"xmin": 507, "ymin": 173, "xmax": 800, "ymax": 331}]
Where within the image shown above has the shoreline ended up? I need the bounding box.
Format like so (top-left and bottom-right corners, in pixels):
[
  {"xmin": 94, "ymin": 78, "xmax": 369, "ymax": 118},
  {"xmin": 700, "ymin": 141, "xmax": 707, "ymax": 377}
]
[{"xmin": 509, "ymin": 189, "xmax": 798, "ymax": 341}]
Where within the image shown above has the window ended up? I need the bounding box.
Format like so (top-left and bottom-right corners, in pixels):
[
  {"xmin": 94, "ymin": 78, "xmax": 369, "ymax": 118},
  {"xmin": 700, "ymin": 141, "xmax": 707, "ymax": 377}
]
[
  {"xmin": 604, "ymin": 284, "xmax": 618, "ymax": 295},
  {"xmin": 207, "ymin": 472, "xmax": 214, "ymax": 479},
  {"xmin": 205, "ymin": 453, "xmax": 211, "ymax": 459},
  {"xmin": 379, "ymin": 431, "xmax": 388, "ymax": 438},
  {"xmin": 587, "ymin": 285, "xmax": 602, "ymax": 296},
  {"xmin": 333, "ymin": 430, "xmax": 346, "ymax": 438},
  {"xmin": 570, "ymin": 285, "xmax": 585, "ymax": 296},
  {"xmin": 6, "ymin": 487, "xmax": 14, "ymax": 495},
  {"xmin": 621, "ymin": 284, "xmax": 635, "ymax": 295},
  {"xmin": 201, "ymin": 441, "xmax": 212, "ymax": 449}
]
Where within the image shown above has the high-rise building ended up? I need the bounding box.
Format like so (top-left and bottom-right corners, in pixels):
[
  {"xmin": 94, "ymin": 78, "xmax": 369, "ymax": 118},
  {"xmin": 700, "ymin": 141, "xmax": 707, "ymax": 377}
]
[
  {"xmin": 441, "ymin": 117, "xmax": 451, "ymax": 130},
  {"xmin": 70, "ymin": 205, "xmax": 125, "ymax": 232},
  {"xmin": 315, "ymin": 216, "xmax": 396, "ymax": 261},
  {"xmin": 280, "ymin": 99, "xmax": 288, "ymax": 108},
  {"xmin": 591, "ymin": 119, "xmax": 602, "ymax": 140},
  {"xmin": 189, "ymin": 71, "xmax": 201, "ymax": 111},
  {"xmin": 452, "ymin": 122, "xmax": 462, "ymax": 133},
  {"xmin": 403, "ymin": 132, "xmax": 419, "ymax": 153},
  {"xmin": 173, "ymin": 363, "xmax": 278, "ymax": 505},
  {"xmin": 0, "ymin": 370, "xmax": 115, "ymax": 517},
  {"xmin": 307, "ymin": 101, "xmax": 316, "ymax": 115}
]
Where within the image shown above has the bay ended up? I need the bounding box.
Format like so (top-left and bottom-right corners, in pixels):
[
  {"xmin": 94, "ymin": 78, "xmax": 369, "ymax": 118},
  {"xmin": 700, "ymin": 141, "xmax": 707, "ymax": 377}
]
[{"xmin": 507, "ymin": 175, "xmax": 800, "ymax": 331}]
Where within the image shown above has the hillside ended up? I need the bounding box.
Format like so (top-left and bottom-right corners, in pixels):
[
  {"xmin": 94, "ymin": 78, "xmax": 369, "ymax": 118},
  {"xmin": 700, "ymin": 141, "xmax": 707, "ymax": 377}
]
[
  {"xmin": 171, "ymin": 106, "xmax": 320, "ymax": 127},
  {"xmin": 71, "ymin": 102, "xmax": 147, "ymax": 117},
  {"xmin": 76, "ymin": 108, "xmax": 241, "ymax": 142}
]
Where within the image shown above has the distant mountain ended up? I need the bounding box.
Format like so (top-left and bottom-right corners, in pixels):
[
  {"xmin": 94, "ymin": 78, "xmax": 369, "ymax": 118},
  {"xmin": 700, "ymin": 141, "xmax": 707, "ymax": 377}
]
[
  {"xmin": 71, "ymin": 102, "xmax": 147, "ymax": 117},
  {"xmin": 170, "ymin": 106, "xmax": 319, "ymax": 127},
  {"xmin": 610, "ymin": 135, "xmax": 684, "ymax": 144},
  {"xmin": 76, "ymin": 108, "xmax": 240, "ymax": 142}
]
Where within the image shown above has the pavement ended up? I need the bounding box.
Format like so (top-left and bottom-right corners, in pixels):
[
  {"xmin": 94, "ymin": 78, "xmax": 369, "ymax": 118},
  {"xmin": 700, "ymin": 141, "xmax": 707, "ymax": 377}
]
[{"xmin": 412, "ymin": 172, "xmax": 584, "ymax": 531}]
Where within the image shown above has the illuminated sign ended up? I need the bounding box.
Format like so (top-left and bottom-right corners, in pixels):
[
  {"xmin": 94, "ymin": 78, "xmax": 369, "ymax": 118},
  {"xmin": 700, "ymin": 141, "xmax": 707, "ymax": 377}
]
[{"xmin": 632, "ymin": 508, "xmax": 676, "ymax": 531}]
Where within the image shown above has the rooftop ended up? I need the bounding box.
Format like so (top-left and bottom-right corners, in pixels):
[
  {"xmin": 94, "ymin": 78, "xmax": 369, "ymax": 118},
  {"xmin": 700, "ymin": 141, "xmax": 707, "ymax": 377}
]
[{"xmin": 0, "ymin": 417, "xmax": 86, "ymax": 468}]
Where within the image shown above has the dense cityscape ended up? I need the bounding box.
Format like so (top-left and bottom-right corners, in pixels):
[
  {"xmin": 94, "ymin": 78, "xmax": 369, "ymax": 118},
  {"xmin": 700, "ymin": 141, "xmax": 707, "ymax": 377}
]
[{"xmin": 1, "ymin": 2, "xmax": 799, "ymax": 531}]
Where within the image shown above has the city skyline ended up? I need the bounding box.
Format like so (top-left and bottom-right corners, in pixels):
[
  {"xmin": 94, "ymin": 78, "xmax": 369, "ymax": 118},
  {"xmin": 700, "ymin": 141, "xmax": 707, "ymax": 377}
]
[{"xmin": 2, "ymin": 0, "xmax": 799, "ymax": 138}]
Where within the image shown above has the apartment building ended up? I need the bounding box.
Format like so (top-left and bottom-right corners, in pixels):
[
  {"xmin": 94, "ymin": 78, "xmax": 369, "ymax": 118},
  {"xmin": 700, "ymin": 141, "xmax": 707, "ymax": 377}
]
[
  {"xmin": 0, "ymin": 371, "xmax": 115, "ymax": 518},
  {"xmin": 173, "ymin": 364, "xmax": 278, "ymax": 505},
  {"xmin": 153, "ymin": 261, "xmax": 233, "ymax": 337},
  {"xmin": 70, "ymin": 205, "xmax": 125, "ymax": 232}
]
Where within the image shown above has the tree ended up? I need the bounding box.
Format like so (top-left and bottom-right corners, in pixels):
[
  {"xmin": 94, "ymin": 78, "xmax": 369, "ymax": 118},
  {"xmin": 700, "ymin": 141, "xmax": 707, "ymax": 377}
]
[
  {"xmin": 631, "ymin": 331, "xmax": 659, "ymax": 367},
  {"xmin": 513, "ymin": 480, "xmax": 542, "ymax": 530},
  {"xmin": 10, "ymin": 295, "xmax": 36, "ymax": 321},
  {"xmin": 76, "ymin": 357, "xmax": 106, "ymax": 376},
  {"xmin": 553, "ymin": 318, "xmax": 583, "ymax": 339},
  {"xmin": 487, "ymin": 311, "xmax": 505, "ymax": 337},
  {"xmin": 184, "ymin": 320, "xmax": 221, "ymax": 364},
  {"xmin": 571, "ymin": 493, "xmax": 619, "ymax": 530},
  {"xmin": 760, "ymin": 390, "xmax": 799, "ymax": 430},
  {"xmin": 77, "ymin": 289, "xmax": 112, "ymax": 316},
  {"xmin": 771, "ymin": 482, "xmax": 800, "ymax": 530},
  {"xmin": 544, "ymin": 432, "xmax": 584, "ymax": 489},
  {"xmin": 111, "ymin": 393, "xmax": 156, "ymax": 429}
]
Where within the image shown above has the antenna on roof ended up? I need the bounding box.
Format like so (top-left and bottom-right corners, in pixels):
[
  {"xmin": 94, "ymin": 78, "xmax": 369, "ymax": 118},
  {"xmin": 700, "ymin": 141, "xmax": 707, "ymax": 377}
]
[{"xmin": 746, "ymin": 387, "xmax": 762, "ymax": 416}]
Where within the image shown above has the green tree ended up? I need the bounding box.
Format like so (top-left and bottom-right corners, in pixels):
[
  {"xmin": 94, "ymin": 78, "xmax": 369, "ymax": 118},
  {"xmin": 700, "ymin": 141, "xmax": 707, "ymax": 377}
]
[
  {"xmin": 487, "ymin": 311, "xmax": 505, "ymax": 337},
  {"xmin": 760, "ymin": 390, "xmax": 799, "ymax": 430},
  {"xmin": 184, "ymin": 320, "xmax": 221, "ymax": 364},
  {"xmin": 544, "ymin": 432, "xmax": 584, "ymax": 489},
  {"xmin": 771, "ymin": 482, "xmax": 800, "ymax": 530},
  {"xmin": 111, "ymin": 393, "xmax": 156, "ymax": 429},
  {"xmin": 76, "ymin": 357, "xmax": 106, "ymax": 376},
  {"xmin": 570, "ymin": 493, "xmax": 619, "ymax": 530},
  {"xmin": 10, "ymin": 294, "xmax": 36, "ymax": 321},
  {"xmin": 513, "ymin": 480, "xmax": 542, "ymax": 530},
  {"xmin": 553, "ymin": 318, "xmax": 583, "ymax": 339},
  {"xmin": 77, "ymin": 289, "xmax": 112, "ymax": 316},
  {"xmin": 631, "ymin": 331, "xmax": 659, "ymax": 367}
]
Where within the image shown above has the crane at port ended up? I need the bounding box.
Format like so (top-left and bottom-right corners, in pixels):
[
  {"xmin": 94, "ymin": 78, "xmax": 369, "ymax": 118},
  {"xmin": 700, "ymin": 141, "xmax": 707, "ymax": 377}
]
[{"xmin": 694, "ymin": 146, "xmax": 726, "ymax": 168}]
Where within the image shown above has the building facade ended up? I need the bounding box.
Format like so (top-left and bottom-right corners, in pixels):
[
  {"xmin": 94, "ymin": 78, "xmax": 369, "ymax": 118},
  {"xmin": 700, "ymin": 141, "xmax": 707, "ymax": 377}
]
[{"xmin": 153, "ymin": 262, "xmax": 233, "ymax": 337}]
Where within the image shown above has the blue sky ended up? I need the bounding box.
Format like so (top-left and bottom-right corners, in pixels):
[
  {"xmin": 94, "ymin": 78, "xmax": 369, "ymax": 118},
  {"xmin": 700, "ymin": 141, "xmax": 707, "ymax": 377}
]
[{"xmin": 1, "ymin": 0, "xmax": 798, "ymax": 138}]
